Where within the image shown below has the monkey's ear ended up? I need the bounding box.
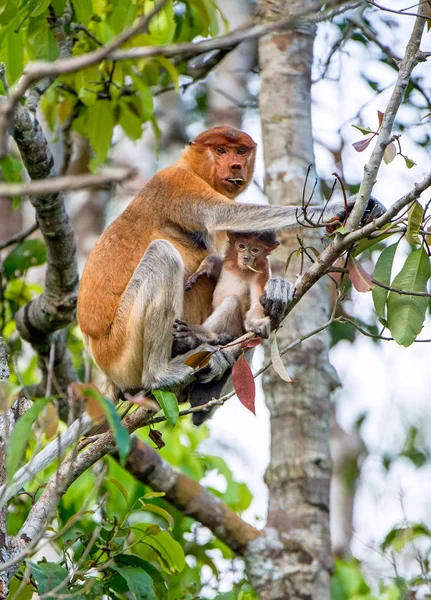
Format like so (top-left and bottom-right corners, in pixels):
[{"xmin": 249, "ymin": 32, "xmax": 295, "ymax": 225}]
[
  {"xmin": 227, "ymin": 231, "xmax": 236, "ymax": 242},
  {"xmin": 271, "ymin": 241, "xmax": 280, "ymax": 251},
  {"xmin": 189, "ymin": 140, "xmax": 196, "ymax": 146}
]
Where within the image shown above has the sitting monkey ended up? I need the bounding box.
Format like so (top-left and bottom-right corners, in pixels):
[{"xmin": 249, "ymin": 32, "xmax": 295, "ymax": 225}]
[{"xmin": 173, "ymin": 230, "xmax": 279, "ymax": 354}]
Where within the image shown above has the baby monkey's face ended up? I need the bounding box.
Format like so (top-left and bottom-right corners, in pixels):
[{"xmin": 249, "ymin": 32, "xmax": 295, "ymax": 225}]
[{"xmin": 234, "ymin": 240, "xmax": 270, "ymax": 272}]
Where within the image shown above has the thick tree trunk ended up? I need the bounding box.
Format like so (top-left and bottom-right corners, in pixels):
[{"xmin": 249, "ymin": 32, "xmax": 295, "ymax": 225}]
[{"xmin": 248, "ymin": 1, "xmax": 337, "ymax": 597}]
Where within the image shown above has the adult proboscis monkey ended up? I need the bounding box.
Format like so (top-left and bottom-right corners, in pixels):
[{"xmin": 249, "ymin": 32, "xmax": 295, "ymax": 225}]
[{"xmin": 78, "ymin": 126, "xmax": 384, "ymax": 407}]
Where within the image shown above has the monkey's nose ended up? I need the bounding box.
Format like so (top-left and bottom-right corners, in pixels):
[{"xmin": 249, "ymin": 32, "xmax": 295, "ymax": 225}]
[
  {"xmin": 230, "ymin": 163, "xmax": 242, "ymax": 170},
  {"xmin": 243, "ymin": 256, "xmax": 251, "ymax": 263}
]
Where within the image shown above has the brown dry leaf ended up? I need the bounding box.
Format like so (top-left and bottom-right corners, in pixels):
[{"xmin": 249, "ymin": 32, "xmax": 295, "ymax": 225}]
[
  {"xmin": 0, "ymin": 382, "xmax": 21, "ymax": 412},
  {"xmin": 184, "ymin": 350, "xmax": 213, "ymax": 370},
  {"xmin": 383, "ymin": 142, "xmax": 397, "ymax": 165},
  {"xmin": 149, "ymin": 428, "xmax": 165, "ymax": 449},
  {"xmin": 39, "ymin": 403, "xmax": 59, "ymax": 440}
]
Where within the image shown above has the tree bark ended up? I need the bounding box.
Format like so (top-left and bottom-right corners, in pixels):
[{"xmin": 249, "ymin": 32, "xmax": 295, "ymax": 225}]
[{"xmin": 249, "ymin": 1, "xmax": 336, "ymax": 597}]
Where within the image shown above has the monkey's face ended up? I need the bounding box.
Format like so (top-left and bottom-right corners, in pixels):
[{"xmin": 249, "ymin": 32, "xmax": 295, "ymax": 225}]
[
  {"xmin": 211, "ymin": 145, "xmax": 255, "ymax": 198},
  {"xmin": 235, "ymin": 241, "xmax": 266, "ymax": 272},
  {"xmin": 186, "ymin": 127, "xmax": 257, "ymax": 199}
]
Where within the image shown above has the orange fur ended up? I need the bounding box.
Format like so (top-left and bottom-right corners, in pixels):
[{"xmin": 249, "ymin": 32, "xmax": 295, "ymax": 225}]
[{"xmin": 77, "ymin": 127, "xmax": 257, "ymax": 382}]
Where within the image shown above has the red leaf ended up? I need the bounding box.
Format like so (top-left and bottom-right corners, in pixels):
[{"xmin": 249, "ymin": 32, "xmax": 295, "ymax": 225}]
[
  {"xmin": 377, "ymin": 110, "xmax": 385, "ymax": 127},
  {"xmin": 347, "ymin": 257, "xmax": 375, "ymax": 292},
  {"xmin": 352, "ymin": 137, "xmax": 374, "ymax": 152},
  {"xmin": 232, "ymin": 353, "xmax": 256, "ymax": 415},
  {"xmin": 243, "ymin": 337, "xmax": 262, "ymax": 349}
]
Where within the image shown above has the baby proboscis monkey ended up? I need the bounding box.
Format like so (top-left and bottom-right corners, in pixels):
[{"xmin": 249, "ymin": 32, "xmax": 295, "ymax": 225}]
[{"xmin": 173, "ymin": 230, "xmax": 279, "ymax": 354}]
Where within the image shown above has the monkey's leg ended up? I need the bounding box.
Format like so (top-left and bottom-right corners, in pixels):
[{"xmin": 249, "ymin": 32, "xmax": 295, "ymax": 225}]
[
  {"xmin": 107, "ymin": 240, "xmax": 193, "ymax": 391},
  {"xmin": 203, "ymin": 295, "xmax": 245, "ymax": 339}
]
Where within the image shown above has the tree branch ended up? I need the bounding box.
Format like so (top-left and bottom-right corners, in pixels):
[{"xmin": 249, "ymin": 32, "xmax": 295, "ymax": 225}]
[
  {"xmin": 4, "ymin": 100, "xmax": 79, "ymax": 397},
  {"xmin": 0, "ymin": 0, "xmax": 364, "ymax": 156},
  {"xmin": 0, "ymin": 167, "xmax": 135, "ymax": 198},
  {"xmin": 346, "ymin": 6, "xmax": 428, "ymax": 230},
  {"xmin": 115, "ymin": 437, "xmax": 260, "ymax": 555}
]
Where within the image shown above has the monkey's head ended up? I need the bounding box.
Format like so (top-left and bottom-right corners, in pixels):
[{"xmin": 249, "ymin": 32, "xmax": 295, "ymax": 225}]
[
  {"xmin": 227, "ymin": 231, "xmax": 279, "ymax": 272},
  {"xmin": 184, "ymin": 126, "xmax": 257, "ymax": 199}
]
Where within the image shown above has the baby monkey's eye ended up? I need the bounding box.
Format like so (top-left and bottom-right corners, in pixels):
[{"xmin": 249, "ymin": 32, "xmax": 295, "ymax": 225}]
[
  {"xmin": 251, "ymin": 248, "xmax": 260, "ymax": 254},
  {"xmin": 216, "ymin": 147, "xmax": 227, "ymax": 155},
  {"xmin": 238, "ymin": 243, "xmax": 246, "ymax": 250},
  {"xmin": 237, "ymin": 147, "xmax": 247, "ymax": 155}
]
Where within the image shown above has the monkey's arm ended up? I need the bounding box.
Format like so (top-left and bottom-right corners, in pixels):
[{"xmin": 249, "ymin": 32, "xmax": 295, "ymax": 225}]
[
  {"xmin": 163, "ymin": 172, "xmax": 385, "ymax": 233},
  {"xmin": 205, "ymin": 196, "xmax": 386, "ymax": 233},
  {"xmin": 184, "ymin": 255, "xmax": 223, "ymax": 291}
]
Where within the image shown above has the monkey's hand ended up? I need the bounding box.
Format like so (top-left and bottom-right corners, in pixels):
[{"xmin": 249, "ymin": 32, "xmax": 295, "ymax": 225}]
[
  {"xmin": 195, "ymin": 346, "xmax": 237, "ymax": 384},
  {"xmin": 325, "ymin": 196, "xmax": 386, "ymax": 233},
  {"xmin": 184, "ymin": 255, "xmax": 223, "ymax": 291},
  {"xmin": 245, "ymin": 316, "xmax": 271, "ymax": 339},
  {"xmin": 260, "ymin": 278, "xmax": 294, "ymax": 330}
]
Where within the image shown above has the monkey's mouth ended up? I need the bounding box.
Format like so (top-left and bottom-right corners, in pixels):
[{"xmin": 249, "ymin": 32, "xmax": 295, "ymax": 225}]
[
  {"xmin": 226, "ymin": 178, "xmax": 247, "ymax": 187},
  {"xmin": 243, "ymin": 263, "xmax": 262, "ymax": 273}
]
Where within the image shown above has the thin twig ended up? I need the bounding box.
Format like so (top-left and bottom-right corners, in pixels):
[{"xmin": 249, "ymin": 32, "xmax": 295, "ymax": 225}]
[{"xmin": 0, "ymin": 223, "xmax": 38, "ymax": 251}]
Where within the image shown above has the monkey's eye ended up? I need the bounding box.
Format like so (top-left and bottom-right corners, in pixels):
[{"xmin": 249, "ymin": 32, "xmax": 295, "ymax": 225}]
[
  {"xmin": 238, "ymin": 243, "xmax": 246, "ymax": 250},
  {"xmin": 216, "ymin": 147, "xmax": 227, "ymax": 155},
  {"xmin": 251, "ymin": 248, "xmax": 260, "ymax": 254},
  {"xmin": 237, "ymin": 147, "xmax": 247, "ymax": 156}
]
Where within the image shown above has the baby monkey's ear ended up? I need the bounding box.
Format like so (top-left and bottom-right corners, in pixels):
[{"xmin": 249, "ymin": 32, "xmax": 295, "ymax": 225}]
[{"xmin": 270, "ymin": 241, "xmax": 280, "ymax": 252}]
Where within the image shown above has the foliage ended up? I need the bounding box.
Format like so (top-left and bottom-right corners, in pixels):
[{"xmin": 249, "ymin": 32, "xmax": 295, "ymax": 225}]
[
  {"xmin": 1, "ymin": 0, "xmax": 431, "ymax": 598},
  {"xmin": 7, "ymin": 418, "xmax": 253, "ymax": 597}
]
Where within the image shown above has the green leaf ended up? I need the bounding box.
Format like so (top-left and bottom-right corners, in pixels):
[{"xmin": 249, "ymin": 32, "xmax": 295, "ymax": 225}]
[
  {"xmin": 51, "ymin": 0, "xmax": 67, "ymax": 13},
  {"xmin": 372, "ymin": 242, "xmax": 398, "ymax": 320},
  {"xmin": 110, "ymin": 565, "xmax": 156, "ymax": 600},
  {"xmin": 403, "ymin": 155, "xmax": 416, "ymax": 169},
  {"xmin": 131, "ymin": 72, "xmax": 154, "ymax": 122},
  {"xmin": 387, "ymin": 247, "xmax": 431, "ymax": 346},
  {"xmin": 353, "ymin": 223, "xmax": 395, "ymax": 256},
  {"xmin": 27, "ymin": 17, "xmax": 59, "ymax": 61},
  {"xmin": 0, "ymin": 0, "xmax": 17, "ymax": 25},
  {"xmin": 153, "ymin": 56, "xmax": 179, "ymax": 91},
  {"xmin": 72, "ymin": 0, "xmax": 93, "ymax": 25},
  {"xmin": 31, "ymin": 0, "xmax": 51, "ymax": 16},
  {"xmin": 119, "ymin": 101, "xmax": 143, "ymax": 141},
  {"xmin": 73, "ymin": 101, "xmax": 114, "ymax": 167},
  {"xmin": 139, "ymin": 524, "xmax": 185, "ymax": 574},
  {"xmin": 333, "ymin": 559, "xmax": 371, "ymax": 596},
  {"xmin": 28, "ymin": 562, "xmax": 69, "ymax": 595},
  {"xmin": 135, "ymin": 501, "xmax": 175, "ymax": 531},
  {"xmin": 97, "ymin": 395, "xmax": 131, "ymax": 465},
  {"xmin": 7, "ymin": 398, "xmax": 51, "ymax": 483},
  {"xmin": 115, "ymin": 555, "xmax": 168, "ymax": 600},
  {"xmin": 406, "ymin": 201, "xmax": 424, "ymax": 245},
  {"xmin": 148, "ymin": 1, "xmax": 175, "ymax": 43},
  {"xmin": 0, "ymin": 155, "xmax": 23, "ymax": 183},
  {"xmin": 4, "ymin": 239, "xmax": 47, "ymax": 279},
  {"xmin": 110, "ymin": 0, "xmax": 138, "ymax": 34},
  {"xmin": 75, "ymin": 67, "xmax": 100, "ymax": 107},
  {"xmin": 352, "ymin": 124, "xmax": 375, "ymax": 135},
  {"xmin": 381, "ymin": 524, "xmax": 431, "ymax": 553},
  {"xmin": 0, "ymin": 26, "xmax": 23, "ymax": 84},
  {"xmin": 152, "ymin": 390, "xmax": 178, "ymax": 427}
]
